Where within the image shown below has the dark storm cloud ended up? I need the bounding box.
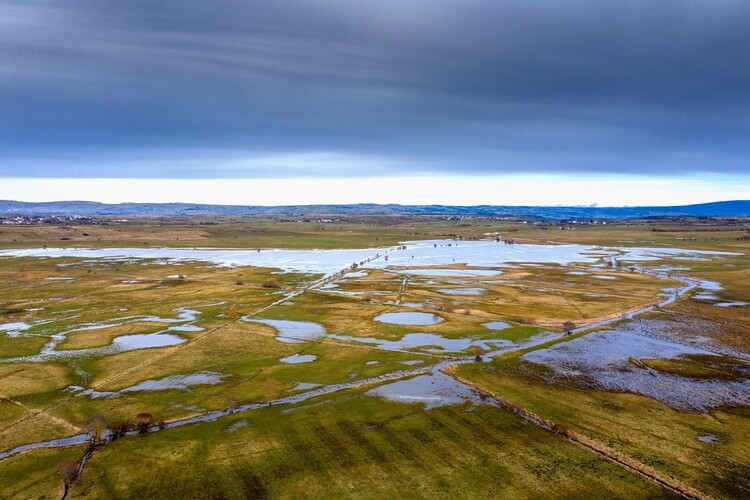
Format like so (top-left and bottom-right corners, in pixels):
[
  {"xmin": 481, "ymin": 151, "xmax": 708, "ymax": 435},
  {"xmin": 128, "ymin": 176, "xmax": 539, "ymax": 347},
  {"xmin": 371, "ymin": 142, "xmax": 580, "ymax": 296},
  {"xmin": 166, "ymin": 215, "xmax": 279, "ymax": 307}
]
[{"xmin": 1, "ymin": 0, "xmax": 749, "ymax": 177}]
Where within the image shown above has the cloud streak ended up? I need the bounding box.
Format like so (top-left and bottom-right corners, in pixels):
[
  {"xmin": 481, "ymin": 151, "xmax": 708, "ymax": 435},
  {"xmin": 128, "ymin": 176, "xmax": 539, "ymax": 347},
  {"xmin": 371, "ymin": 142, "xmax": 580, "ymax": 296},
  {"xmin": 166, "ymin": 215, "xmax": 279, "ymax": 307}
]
[{"xmin": 1, "ymin": 1, "xmax": 749, "ymax": 178}]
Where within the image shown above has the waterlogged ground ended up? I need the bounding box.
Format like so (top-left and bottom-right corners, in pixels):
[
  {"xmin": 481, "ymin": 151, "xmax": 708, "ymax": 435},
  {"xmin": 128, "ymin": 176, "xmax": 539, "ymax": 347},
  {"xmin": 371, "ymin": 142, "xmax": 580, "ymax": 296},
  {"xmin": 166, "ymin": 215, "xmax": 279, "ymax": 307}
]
[
  {"xmin": 2, "ymin": 240, "xmax": 738, "ymax": 275},
  {"xmin": 366, "ymin": 372, "xmax": 491, "ymax": 409},
  {"xmin": 524, "ymin": 319, "xmax": 750, "ymax": 411},
  {"xmin": 0, "ymin": 236, "xmax": 749, "ymax": 498}
]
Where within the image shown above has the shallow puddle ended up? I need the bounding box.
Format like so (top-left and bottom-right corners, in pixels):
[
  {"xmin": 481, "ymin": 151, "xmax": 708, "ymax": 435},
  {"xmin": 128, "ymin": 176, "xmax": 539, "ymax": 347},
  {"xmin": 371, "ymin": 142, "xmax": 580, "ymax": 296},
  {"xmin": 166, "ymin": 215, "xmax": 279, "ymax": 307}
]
[
  {"xmin": 84, "ymin": 371, "xmax": 227, "ymax": 399},
  {"xmin": 341, "ymin": 332, "xmax": 511, "ymax": 354},
  {"xmin": 111, "ymin": 333, "xmax": 185, "ymax": 350},
  {"xmin": 345, "ymin": 270, "xmax": 369, "ymax": 278},
  {"xmin": 399, "ymin": 302, "xmax": 424, "ymax": 308},
  {"xmin": 245, "ymin": 318, "xmax": 327, "ymax": 343},
  {"xmin": 167, "ymin": 324, "xmax": 204, "ymax": 332},
  {"xmin": 279, "ymin": 354, "xmax": 318, "ymax": 363},
  {"xmin": 393, "ymin": 268, "xmax": 502, "ymax": 277},
  {"xmin": 365, "ymin": 372, "xmax": 487, "ymax": 409},
  {"xmin": 0, "ymin": 322, "xmax": 32, "ymax": 336},
  {"xmin": 286, "ymin": 382, "xmax": 323, "ymax": 392},
  {"xmin": 484, "ymin": 321, "xmax": 511, "ymax": 330},
  {"xmin": 122, "ymin": 371, "xmax": 226, "ymax": 392},
  {"xmin": 374, "ymin": 312, "xmax": 444, "ymax": 326},
  {"xmin": 697, "ymin": 434, "xmax": 719, "ymax": 444},
  {"xmin": 436, "ymin": 287, "xmax": 486, "ymax": 296}
]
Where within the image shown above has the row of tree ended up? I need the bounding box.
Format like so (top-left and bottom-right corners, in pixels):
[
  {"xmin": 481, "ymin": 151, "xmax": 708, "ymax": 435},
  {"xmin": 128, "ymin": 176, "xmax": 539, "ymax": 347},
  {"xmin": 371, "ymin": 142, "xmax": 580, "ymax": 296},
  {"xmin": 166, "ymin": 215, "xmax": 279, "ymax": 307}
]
[{"xmin": 85, "ymin": 411, "xmax": 163, "ymax": 443}]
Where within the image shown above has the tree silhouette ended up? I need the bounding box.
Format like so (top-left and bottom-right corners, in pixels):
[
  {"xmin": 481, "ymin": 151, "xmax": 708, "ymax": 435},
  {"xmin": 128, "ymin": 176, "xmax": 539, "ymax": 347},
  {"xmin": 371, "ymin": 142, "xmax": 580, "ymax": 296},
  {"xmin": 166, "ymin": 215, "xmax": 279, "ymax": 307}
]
[{"xmin": 562, "ymin": 321, "xmax": 576, "ymax": 334}]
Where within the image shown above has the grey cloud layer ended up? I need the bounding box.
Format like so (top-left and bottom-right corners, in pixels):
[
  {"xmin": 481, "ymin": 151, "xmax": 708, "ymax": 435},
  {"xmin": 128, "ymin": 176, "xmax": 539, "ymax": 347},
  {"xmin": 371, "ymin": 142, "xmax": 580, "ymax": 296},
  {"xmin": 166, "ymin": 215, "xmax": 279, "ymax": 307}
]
[{"xmin": 1, "ymin": 0, "xmax": 749, "ymax": 177}]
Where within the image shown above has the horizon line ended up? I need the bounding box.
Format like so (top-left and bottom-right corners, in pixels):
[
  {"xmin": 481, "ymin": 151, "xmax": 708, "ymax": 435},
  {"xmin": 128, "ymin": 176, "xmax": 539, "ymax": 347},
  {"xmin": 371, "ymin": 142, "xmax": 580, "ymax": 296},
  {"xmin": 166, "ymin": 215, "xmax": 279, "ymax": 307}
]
[{"xmin": 2, "ymin": 198, "xmax": 748, "ymax": 210}]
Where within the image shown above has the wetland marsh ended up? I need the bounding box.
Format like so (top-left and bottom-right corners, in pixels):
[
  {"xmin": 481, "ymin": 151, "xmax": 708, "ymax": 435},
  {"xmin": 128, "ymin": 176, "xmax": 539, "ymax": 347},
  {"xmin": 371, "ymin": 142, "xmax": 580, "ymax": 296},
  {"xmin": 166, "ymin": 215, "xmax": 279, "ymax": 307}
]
[{"xmin": 0, "ymin": 216, "xmax": 749, "ymax": 498}]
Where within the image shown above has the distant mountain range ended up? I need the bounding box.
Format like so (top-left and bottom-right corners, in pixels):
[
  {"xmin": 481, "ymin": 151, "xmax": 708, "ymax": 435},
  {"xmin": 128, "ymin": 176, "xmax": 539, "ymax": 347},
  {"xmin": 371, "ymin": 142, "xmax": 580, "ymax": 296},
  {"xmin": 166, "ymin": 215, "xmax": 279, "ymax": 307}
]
[{"xmin": 1, "ymin": 200, "xmax": 749, "ymax": 220}]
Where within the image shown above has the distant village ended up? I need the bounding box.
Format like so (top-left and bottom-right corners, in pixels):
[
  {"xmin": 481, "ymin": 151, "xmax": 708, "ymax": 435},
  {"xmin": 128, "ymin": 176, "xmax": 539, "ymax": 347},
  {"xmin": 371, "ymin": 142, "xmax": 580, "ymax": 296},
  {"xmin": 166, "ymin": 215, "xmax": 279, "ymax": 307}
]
[{"xmin": 0, "ymin": 215, "xmax": 98, "ymax": 225}]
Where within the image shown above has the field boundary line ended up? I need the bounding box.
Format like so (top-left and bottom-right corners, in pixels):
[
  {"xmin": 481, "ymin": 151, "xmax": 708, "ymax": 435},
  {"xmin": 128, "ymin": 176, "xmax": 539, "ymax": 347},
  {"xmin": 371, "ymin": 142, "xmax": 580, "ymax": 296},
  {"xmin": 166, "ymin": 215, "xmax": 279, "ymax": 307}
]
[{"xmin": 447, "ymin": 368, "xmax": 711, "ymax": 500}]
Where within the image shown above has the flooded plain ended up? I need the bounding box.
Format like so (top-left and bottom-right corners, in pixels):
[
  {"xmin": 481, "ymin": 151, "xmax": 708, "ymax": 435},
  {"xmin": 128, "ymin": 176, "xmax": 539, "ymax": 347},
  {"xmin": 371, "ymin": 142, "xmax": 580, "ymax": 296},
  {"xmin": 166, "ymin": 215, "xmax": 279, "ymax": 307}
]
[
  {"xmin": 2, "ymin": 240, "xmax": 738, "ymax": 281},
  {"xmin": 1, "ymin": 237, "xmax": 748, "ymax": 477},
  {"xmin": 524, "ymin": 318, "xmax": 750, "ymax": 411},
  {"xmin": 244, "ymin": 316, "xmax": 518, "ymax": 354},
  {"xmin": 85, "ymin": 372, "xmax": 228, "ymax": 399},
  {"xmin": 0, "ymin": 307, "xmax": 206, "ymax": 364}
]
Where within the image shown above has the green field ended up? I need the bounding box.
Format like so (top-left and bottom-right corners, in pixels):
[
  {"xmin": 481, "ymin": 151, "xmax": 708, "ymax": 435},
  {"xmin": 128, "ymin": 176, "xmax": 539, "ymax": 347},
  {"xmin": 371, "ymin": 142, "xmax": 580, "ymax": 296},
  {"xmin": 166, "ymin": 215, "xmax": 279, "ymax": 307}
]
[{"xmin": 0, "ymin": 216, "xmax": 749, "ymax": 498}]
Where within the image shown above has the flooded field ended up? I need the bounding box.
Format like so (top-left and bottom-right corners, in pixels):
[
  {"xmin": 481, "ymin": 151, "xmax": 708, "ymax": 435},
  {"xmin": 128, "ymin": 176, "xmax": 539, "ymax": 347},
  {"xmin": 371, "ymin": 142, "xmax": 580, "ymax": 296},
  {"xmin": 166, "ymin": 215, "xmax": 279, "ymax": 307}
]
[
  {"xmin": 244, "ymin": 316, "xmax": 517, "ymax": 355},
  {"xmin": 366, "ymin": 372, "xmax": 490, "ymax": 409},
  {"xmin": 7, "ymin": 240, "xmax": 732, "ymax": 276},
  {"xmin": 1, "ymin": 307, "xmax": 206, "ymax": 364},
  {"xmin": 85, "ymin": 372, "xmax": 228, "ymax": 398},
  {"xmin": 1, "ymin": 231, "xmax": 749, "ymax": 499},
  {"xmin": 524, "ymin": 320, "xmax": 750, "ymax": 411}
]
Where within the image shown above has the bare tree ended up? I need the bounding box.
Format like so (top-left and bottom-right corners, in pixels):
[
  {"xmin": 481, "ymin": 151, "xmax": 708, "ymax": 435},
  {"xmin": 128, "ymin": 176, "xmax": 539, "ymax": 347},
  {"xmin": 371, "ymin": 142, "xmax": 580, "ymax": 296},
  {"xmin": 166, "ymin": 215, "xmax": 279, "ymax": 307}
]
[
  {"xmin": 110, "ymin": 419, "xmax": 131, "ymax": 439},
  {"xmin": 135, "ymin": 412, "xmax": 153, "ymax": 433},
  {"xmin": 85, "ymin": 413, "xmax": 110, "ymax": 443},
  {"xmin": 562, "ymin": 321, "xmax": 576, "ymax": 334},
  {"xmin": 467, "ymin": 345, "xmax": 485, "ymax": 361}
]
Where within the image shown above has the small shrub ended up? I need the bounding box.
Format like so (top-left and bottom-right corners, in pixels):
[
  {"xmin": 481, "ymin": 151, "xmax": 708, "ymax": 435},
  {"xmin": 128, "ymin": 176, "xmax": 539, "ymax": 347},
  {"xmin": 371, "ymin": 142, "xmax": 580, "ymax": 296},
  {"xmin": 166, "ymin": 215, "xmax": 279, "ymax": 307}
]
[
  {"xmin": 550, "ymin": 423, "xmax": 569, "ymax": 435},
  {"xmin": 135, "ymin": 413, "xmax": 153, "ymax": 433},
  {"xmin": 110, "ymin": 419, "xmax": 131, "ymax": 438}
]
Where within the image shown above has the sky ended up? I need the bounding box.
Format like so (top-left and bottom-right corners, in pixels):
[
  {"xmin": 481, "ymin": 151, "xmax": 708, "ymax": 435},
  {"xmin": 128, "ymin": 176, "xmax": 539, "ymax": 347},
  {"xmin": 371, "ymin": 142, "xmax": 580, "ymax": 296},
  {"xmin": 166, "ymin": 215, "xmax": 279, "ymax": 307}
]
[{"xmin": 1, "ymin": 0, "xmax": 749, "ymax": 206}]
